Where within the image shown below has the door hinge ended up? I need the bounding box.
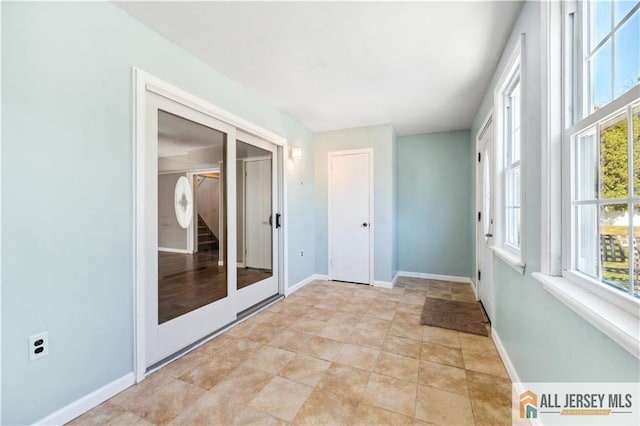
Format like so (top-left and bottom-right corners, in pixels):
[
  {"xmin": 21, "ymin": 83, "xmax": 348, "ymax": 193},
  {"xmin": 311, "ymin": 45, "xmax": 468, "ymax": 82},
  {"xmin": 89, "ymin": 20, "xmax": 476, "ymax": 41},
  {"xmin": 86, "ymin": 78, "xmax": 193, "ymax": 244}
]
[
  {"xmin": 478, "ymin": 211, "xmax": 481, "ymax": 222},
  {"xmin": 477, "ymin": 270, "xmax": 481, "ymax": 281},
  {"xmin": 478, "ymin": 152, "xmax": 481, "ymax": 162}
]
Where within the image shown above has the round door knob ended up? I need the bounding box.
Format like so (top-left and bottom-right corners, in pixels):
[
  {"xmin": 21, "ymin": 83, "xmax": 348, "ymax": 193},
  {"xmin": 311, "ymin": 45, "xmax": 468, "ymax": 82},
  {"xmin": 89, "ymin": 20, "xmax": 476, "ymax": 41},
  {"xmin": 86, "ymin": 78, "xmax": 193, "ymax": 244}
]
[{"xmin": 362, "ymin": 223, "xmax": 368, "ymax": 227}]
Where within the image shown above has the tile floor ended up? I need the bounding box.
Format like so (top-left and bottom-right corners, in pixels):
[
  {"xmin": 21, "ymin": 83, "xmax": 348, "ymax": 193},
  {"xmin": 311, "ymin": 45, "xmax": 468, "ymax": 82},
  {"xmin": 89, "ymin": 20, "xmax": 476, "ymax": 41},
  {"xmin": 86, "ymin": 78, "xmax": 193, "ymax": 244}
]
[{"xmin": 71, "ymin": 278, "xmax": 513, "ymax": 425}]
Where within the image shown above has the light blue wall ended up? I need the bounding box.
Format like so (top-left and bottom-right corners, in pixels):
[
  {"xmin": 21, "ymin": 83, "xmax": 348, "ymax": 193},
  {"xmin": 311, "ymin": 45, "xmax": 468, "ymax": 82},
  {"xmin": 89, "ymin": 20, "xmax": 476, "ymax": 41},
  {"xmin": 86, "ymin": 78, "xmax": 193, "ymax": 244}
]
[
  {"xmin": 397, "ymin": 131, "xmax": 473, "ymax": 278},
  {"xmin": 314, "ymin": 125, "xmax": 395, "ymax": 283},
  {"xmin": 1, "ymin": 2, "xmax": 315, "ymax": 424},
  {"xmin": 470, "ymin": 1, "xmax": 639, "ymax": 382}
]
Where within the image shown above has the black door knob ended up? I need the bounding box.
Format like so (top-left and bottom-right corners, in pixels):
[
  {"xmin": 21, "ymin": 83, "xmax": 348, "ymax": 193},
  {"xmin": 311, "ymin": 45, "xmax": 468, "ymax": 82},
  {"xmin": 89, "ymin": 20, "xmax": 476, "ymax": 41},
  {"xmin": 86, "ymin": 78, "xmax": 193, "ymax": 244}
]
[{"xmin": 362, "ymin": 223, "xmax": 368, "ymax": 227}]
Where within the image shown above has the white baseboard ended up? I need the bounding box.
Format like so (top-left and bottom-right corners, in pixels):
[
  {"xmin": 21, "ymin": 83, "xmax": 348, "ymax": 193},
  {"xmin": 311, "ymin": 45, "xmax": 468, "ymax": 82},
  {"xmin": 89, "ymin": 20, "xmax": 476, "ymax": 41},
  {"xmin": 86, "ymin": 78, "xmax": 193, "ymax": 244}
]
[
  {"xmin": 35, "ymin": 373, "xmax": 134, "ymax": 425},
  {"xmin": 285, "ymin": 274, "xmax": 327, "ymax": 296},
  {"xmin": 158, "ymin": 247, "xmax": 188, "ymax": 254},
  {"xmin": 392, "ymin": 272, "xmax": 400, "ymax": 287},
  {"xmin": 491, "ymin": 328, "xmax": 521, "ymax": 384},
  {"xmin": 373, "ymin": 280, "xmax": 394, "ymax": 288},
  {"xmin": 397, "ymin": 271, "xmax": 472, "ymax": 284}
]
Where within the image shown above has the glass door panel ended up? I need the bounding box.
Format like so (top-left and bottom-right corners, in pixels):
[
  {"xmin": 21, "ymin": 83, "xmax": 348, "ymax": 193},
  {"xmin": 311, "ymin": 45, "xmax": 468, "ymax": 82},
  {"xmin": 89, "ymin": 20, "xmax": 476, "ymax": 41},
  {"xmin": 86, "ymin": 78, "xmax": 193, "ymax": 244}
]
[{"xmin": 235, "ymin": 134, "xmax": 279, "ymax": 312}]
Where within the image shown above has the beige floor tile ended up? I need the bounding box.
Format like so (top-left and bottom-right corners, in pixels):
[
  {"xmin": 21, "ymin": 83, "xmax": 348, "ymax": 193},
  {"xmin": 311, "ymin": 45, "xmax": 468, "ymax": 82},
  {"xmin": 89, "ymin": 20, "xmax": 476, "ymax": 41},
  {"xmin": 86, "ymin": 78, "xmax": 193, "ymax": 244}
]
[
  {"xmin": 69, "ymin": 401, "xmax": 152, "ymax": 426},
  {"xmin": 160, "ymin": 349, "xmax": 209, "ymax": 379},
  {"xmin": 362, "ymin": 373, "xmax": 417, "ymax": 417},
  {"xmin": 352, "ymin": 403, "xmax": 414, "ymax": 426},
  {"xmin": 347, "ymin": 327, "xmax": 388, "ymax": 348},
  {"xmin": 315, "ymin": 323, "xmax": 355, "ymax": 341},
  {"xmin": 316, "ymin": 363, "xmax": 371, "ymax": 400},
  {"xmin": 415, "ymin": 385, "xmax": 474, "ymax": 425},
  {"xmin": 462, "ymin": 348, "xmax": 509, "ymax": 377},
  {"xmin": 231, "ymin": 405, "xmax": 287, "ymax": 426},
  {"xmin": 302, "ymin": 307, "xmax": 336, "ymax": 321},
  {"xmin": 268, "ymin": 330, "xmax": 312, "ymax": 352},
  {"xmin": 110, "ymin": 373, "xmax": 205, "ymax": 425},
  {"xmin": 200, "ymin": 337, "xmax": 261, "ymax": 361},
  {"xmin": 168, "ymin": 393, "xmax": 245, "ymax": 425},
  {"xmin": 421, "ymin": 326, "xmax": 461, "ymax": 348},
  {"xmin": 178, "ymin": 357, "xmax": 245, "ymax": 390},
  {"xmin": 248, "ymin": 376, "xmax": 313, "ymax": 422},
  {"xmin": 242, "ymin": 323, "xmax": 287, "ymax": 344},
  {"xmin": 299, "ymin": 336, "xmax": 344, "ymax": 361},
  {"xmin": 293, "ymin": 388, "xmax": 359, "ymax": 425},
  {"xmin": 335, "ymin": 343, "xmax": 380, "ymax": 370},
  {"xmin": 279, "ymin": 353, "xmax": 331, "ymax": 386},
  {"xmin": 400, "ymin": 292, "xmax": 428, "ymax": 305},
  {"xmin": 418, "ymin": 360, "xmax": 468, "ymax": 396},
  {"xmin": 326, "ymin": 311, "xmax": 364, "ymax": 325},
  {"xmin": 465, "ymin": 370, "xmax": 512, "ymax": 407},
  {"xmin": 242, "ymin": 345, "xmax": 296, "ymax": 374},
  {"xmin": 389, "ymin": 322, "xmax": 424, "ymax": 341},
  {"xmin": 357, "ymin": 314, "xmax": 392, "ymax": 330},
  {"xmin": 420, "ymin": 342, "xmax": 464, "ymax": 368},
  {"xmin": 471, "ymin": 399, "xmax": 512, "ymax": 426},
  {"xmin": 451, "ymin": 292, "xmax": 477, "ymax": 302},
  {"xmin": 382, "ymin": 334, "xmax": 423, "ymax": 358},
  {"xmin": 365, "ymin": 307, "xmax": 397, "ymax": 321},
  {"xmin": 458, "ymin": 333, "xmax": 498, "ymax": 354},
  {"xmin": 288, "ymin": 317, "xmax": 326, "ymax": 335},
  {"xmin": 209, "ymin": 365, "xmax": 274, "ymax": 403},
  {"xmin": 374, "ymin": 351, "xmax": 420, "ymax": 382},
  {"xmin": 393, "ymin": 310, "xmax": 422, "ymax": 324}
]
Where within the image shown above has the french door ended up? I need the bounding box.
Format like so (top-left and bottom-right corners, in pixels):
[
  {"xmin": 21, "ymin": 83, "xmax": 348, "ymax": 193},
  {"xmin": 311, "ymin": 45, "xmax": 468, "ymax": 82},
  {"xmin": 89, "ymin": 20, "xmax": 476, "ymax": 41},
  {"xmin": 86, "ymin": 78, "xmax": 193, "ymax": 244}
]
[{"xmin": 144, "ymin": 91, "xmax": 280, "ymax": 368}]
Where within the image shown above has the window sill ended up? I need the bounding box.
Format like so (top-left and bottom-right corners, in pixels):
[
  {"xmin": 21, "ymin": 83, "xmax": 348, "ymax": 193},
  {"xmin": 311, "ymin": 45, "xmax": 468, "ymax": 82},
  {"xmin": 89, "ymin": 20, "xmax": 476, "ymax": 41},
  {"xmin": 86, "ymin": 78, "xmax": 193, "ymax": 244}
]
[
  {"xmin": 491, "ymin": 245, "xmax": 525, "ymax": 274},
  {"xmin": 532, "ymin": 272, "xmax": 640, "ymax": 359}
]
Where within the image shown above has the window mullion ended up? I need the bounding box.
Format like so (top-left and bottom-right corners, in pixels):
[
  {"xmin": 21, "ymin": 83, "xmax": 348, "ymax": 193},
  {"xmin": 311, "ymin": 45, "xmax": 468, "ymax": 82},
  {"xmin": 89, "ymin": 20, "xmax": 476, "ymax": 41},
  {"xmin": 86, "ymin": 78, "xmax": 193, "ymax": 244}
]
[
  {"xmin": 596, "ymin": 121, "xmax": 602, "ymax": 282},
  {"xmin": 627, "ymin": 106, "xmax": 635, "ymax": 296}
]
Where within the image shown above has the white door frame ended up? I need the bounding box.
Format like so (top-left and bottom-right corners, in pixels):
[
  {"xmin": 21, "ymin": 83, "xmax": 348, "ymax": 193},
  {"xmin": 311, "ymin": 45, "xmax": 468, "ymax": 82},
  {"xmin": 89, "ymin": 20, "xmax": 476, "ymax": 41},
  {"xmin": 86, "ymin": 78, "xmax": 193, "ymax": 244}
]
[
  {"xmin": 475, "ymin": 110, "xmax": 494, "ymax": 303},
  {"xmin": 186, "ymin": 168, "xmax": 220, "ymax": 255},
  {"xmin": 132, "ymin": 68, "xmax": 287, "ymax": 382},
  {"xmin": 327, "ymin": 148, "xmax": 374, "ymax": 285}
]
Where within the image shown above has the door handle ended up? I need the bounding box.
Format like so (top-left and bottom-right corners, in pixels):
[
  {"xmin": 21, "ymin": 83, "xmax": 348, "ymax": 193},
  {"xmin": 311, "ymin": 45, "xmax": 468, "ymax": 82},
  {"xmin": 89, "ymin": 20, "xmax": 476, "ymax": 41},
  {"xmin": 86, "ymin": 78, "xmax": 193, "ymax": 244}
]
[
  {"xmin": 362, "ymin": 223, "xmax": 369, "ymax": 227},
  {"xmin": 275, "ymin": 213, "xmax": 282, "ymax": 229},
  {"xmin": 485, "ymin": 233, "xmax": 493, "ymax": 238}
]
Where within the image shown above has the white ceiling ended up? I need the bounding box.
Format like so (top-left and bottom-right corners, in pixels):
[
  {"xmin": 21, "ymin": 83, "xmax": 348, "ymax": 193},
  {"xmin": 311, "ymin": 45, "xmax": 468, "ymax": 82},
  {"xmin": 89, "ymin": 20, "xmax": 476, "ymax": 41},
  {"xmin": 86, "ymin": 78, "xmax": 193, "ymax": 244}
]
[{"xmin": 118, "ymin": 1, "xmax": 522, "ymax": 136}]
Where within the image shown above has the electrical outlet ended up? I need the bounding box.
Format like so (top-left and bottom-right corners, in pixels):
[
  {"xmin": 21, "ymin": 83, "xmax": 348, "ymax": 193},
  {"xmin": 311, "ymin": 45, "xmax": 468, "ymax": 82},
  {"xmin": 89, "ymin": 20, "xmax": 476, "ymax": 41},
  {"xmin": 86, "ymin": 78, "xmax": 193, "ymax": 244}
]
[{"xmin": 28, "ymin": 332, "xmax": 49, "ymax": 361}]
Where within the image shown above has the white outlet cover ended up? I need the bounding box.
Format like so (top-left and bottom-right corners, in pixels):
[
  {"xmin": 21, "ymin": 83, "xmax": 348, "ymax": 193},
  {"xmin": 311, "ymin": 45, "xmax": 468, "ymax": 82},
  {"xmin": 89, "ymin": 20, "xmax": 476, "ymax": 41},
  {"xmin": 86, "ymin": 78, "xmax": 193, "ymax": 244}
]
[{"xmin": 28, "ymin": 332, "xmax": 49, "ymax": 361}]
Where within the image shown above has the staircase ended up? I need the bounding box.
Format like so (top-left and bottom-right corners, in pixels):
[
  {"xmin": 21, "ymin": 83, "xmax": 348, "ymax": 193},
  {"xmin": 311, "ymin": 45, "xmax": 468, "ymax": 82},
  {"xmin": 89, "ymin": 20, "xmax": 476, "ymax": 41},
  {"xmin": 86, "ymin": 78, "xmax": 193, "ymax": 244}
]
[{"xmin": 197, "ymin": 214, "xmax": 219, "ymax": 252}]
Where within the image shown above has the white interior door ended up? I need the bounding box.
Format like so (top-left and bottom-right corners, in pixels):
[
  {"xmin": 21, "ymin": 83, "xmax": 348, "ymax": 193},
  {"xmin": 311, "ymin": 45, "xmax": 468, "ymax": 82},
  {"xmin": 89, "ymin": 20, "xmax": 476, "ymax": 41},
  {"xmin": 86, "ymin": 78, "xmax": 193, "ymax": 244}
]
[
  {"xmin": 145, "ymin": 92, "xmax": 237, "ymax": 367},
  {"xmin": 245, "ymin": 160, "xmax": 272, "ymax": 269},
  {"xmin": 329, "ymin": 150, "xmax": 373, "ymax": 284},
  {"xmin": 476, "ymin": 117, "xmax": 495, "ymax": 322},
  {"xmin": 235, "ymin": 133, "xmax": 279, "ymax": 312}
]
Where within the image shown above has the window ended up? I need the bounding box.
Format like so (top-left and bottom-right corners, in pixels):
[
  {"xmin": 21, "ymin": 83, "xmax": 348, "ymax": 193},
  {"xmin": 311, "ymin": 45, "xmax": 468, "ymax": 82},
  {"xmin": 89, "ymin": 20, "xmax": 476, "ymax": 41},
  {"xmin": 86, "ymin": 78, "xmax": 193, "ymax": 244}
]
[
  {"xmin": 493, "ymin": 43, "xmax": 524, "ymax": 270},
  {"xmin": 565, "ymin": 0, "xmax": 640, "ymax": 300},
  {"xmin": 505, "ymin": 76, "xmax": 522, "ymax": 250}
]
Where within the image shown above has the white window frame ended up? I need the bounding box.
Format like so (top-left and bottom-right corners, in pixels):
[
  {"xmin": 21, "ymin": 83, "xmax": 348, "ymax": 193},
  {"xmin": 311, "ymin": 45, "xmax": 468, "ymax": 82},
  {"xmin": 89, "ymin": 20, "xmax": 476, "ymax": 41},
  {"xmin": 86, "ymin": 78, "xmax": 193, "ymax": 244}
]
[
  {"xmin": 536, "ymin": 0, "xmax": 640, "ymax": 359},
  {"xmin": 493, "ymin": 36, "xmax": 526, "ymax": 273}
]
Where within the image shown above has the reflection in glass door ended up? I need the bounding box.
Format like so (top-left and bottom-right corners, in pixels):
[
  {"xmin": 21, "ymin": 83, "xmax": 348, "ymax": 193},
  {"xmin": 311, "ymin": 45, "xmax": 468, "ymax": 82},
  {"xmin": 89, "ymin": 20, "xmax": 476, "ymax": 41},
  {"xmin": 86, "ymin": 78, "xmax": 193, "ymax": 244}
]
[{"xmin": 235, "ymin": 135, "xmax": 279, "ymax": 312}]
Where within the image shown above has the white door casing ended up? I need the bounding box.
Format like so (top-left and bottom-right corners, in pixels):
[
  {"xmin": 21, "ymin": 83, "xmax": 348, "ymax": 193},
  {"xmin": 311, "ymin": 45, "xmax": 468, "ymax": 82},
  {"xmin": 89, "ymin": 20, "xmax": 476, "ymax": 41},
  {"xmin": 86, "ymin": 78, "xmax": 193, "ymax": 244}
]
[
  {"xmin": 476, "ymin": 113, "xmax": 495, "ymax": 322},
  {"xmin": 328, "ymin": 149, "xmax": 374, "ymax": 285}
]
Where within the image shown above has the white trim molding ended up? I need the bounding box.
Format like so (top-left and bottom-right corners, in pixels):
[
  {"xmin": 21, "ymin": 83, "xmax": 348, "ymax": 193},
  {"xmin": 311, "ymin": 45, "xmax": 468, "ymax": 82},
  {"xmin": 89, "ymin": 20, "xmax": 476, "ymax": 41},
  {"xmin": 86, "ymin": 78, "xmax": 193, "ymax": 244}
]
[
  {"xmin": 491, "ymin": 245, "xmax": 526, "ymax": 274},
  {"xmin": 285, "ymin": 274, "xmax": 328, "ymax": 296},
  {"xmin": 35, "ymin": 373, "xmax": 135, "ymax": 426},
  {"xmin": 491, "ymin": 328, "xmax": 522, "ymax": 384},
  {"xmin": 533, "ymin": 273, "xmax": 640, "ymax": 359},
  {"xmin": 397, "ymin": 271, "xmax": 473, "ymax": 284},
  {"xmin": 373, "ymin": 280, "xmax": 394, "ymax": 289},
  {"xmin": 157, "ymin": 247, "xmax": 189, "ymax": 254}
]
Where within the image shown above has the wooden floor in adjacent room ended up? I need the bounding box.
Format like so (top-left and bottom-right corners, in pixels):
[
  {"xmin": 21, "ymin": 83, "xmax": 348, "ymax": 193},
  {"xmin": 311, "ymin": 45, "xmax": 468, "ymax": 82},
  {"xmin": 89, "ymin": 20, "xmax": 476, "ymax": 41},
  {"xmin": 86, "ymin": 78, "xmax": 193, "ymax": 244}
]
[{"xmin": 158, "ymin": 251, "xmax": 273, "ymax": 324}]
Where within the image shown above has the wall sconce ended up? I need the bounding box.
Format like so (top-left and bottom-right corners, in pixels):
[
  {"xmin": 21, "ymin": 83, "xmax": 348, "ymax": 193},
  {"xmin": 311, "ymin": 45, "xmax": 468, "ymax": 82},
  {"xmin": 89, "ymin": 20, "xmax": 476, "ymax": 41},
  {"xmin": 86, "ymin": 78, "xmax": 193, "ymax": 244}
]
[{"xmin": 288, "ymin": 145, "xmax": 302, "ymax": 160}]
